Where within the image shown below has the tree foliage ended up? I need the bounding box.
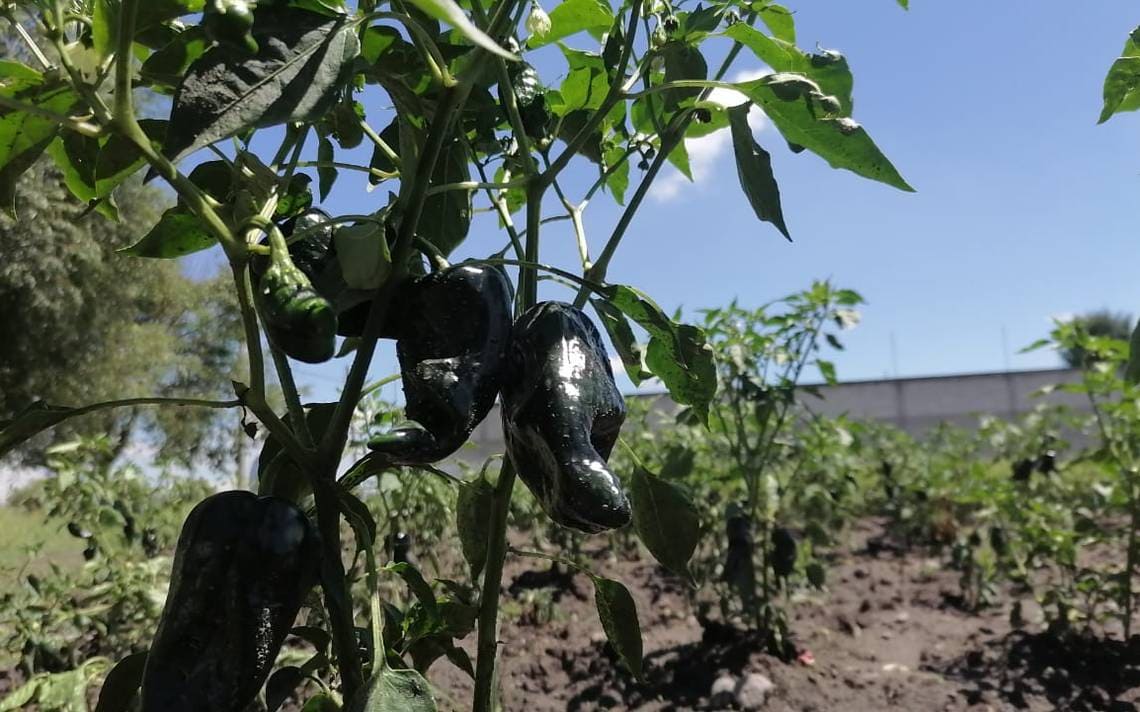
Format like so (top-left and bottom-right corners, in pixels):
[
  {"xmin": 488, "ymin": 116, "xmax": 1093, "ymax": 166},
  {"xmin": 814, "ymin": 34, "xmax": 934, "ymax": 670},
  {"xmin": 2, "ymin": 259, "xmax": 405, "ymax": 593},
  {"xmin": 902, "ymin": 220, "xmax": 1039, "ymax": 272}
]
[{"xmin": 0, "ymin": 160, "xmax": 244, "ymax": 464}]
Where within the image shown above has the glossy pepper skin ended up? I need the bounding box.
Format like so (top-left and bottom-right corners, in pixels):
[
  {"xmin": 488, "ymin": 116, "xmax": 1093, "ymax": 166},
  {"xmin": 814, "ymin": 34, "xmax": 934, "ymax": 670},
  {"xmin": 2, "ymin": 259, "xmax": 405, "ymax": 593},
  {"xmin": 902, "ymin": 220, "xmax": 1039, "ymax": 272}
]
[
  {"xmin": 203, "ymin": 0, "xmax": 258, "ymax": 54},
  {"xmin": 256, "ymin": 259, "xmax": 337, "ymax": 363},
  {"xmin": 499, "ymin": 302, "xmax": 631, "ymax": 533},
  {"xmin": 368, "ymin": 264, "xmax": 512, "ymax": 464},
  {"xmin": 141, "ymin": 491, "xmax": 319, "ymax": 712}
]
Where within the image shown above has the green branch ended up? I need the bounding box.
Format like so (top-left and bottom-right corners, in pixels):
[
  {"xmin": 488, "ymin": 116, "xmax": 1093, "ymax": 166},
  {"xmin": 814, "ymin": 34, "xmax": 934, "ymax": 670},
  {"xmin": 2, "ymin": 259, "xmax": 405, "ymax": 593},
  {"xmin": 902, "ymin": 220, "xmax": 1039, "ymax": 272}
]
[
  {"xmin": 0, "ymin": 96, "xmax": 101, "ymax": 137},
  {"xmin": 540, "ymin": 0, "xmax": 642, "ymax": 186}
]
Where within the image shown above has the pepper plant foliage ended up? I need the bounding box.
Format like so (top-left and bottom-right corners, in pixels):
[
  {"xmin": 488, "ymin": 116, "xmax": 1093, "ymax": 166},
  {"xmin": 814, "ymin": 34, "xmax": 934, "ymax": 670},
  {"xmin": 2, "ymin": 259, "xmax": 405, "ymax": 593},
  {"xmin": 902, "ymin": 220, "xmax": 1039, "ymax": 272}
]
[{"xmin": 0, "ymin": 0, "xmax": 908, "ymax": 708}]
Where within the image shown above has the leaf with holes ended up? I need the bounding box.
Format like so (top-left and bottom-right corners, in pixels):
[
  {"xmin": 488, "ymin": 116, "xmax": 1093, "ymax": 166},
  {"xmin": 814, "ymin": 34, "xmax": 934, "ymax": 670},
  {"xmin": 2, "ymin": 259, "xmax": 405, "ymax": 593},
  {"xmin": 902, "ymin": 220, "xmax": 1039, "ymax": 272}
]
[
  {"xmin": 735, "ymin": 75, "xmax": 912, "ymax": 192},
  {"xmin": 347, "ymin": 665, "xmax": 436, "ymax": 712}
]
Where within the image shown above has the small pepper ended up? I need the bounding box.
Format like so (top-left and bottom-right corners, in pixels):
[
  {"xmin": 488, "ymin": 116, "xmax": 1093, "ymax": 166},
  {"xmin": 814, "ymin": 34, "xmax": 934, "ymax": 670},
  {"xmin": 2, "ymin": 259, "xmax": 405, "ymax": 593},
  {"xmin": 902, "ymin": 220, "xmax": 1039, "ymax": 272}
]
[
  {"xmin": 141, "ymin": 491, "xmax": 319, "ymax": 712},
  {"xmin": 499, "ymin": 302, "xmax": 631, "ymax": 533},
  {"xmin": 1011, "ymin": 457, "xmax": 1034, "ymax": 482},
  {"xmin": 770, "ymin": 527, "xmax": 797, "ymax": 580},
  {"xmin": 256, "ymin": 257, "xmax": 337, "ymax": 363},
  {"xmin": 367, "ymin": 264, "xmax": 512, "ymax": 464},
  {"xmin": 203, "ymin": 0, "xmax": 259, "ymax": 54}
]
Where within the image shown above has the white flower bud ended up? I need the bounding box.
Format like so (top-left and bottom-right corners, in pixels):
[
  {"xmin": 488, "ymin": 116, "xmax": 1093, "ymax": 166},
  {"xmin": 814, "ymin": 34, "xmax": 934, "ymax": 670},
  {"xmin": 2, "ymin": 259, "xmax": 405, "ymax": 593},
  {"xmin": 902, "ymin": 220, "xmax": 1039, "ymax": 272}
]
[{"xmin": 526, "ymin": 3, "xmax": 552, "ymax": 38}]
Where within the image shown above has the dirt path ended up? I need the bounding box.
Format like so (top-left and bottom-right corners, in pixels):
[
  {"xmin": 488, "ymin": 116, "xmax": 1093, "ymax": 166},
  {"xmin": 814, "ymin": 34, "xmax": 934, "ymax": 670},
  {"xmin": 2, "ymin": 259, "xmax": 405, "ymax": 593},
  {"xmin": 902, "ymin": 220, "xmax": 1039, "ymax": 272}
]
[{"xmin": 430, "ymin": 519, "xmax": 1140, "ymax": 711}]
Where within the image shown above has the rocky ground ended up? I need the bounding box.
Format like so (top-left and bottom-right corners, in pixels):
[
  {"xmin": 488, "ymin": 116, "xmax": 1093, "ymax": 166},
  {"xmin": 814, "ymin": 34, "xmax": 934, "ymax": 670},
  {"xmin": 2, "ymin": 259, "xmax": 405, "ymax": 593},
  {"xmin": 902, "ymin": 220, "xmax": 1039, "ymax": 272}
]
[{"xmin": 429, "ymin": 519, "xmax": 1140, "ymax": 711}]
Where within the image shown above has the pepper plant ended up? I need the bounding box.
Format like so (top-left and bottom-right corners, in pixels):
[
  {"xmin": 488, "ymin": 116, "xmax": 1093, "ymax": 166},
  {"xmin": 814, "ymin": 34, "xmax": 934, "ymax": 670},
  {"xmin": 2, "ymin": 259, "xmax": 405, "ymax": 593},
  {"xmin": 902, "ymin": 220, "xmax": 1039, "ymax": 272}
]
[{"xmin": 0, "ymin": 0, "xmax": 908, "ymax": 708}]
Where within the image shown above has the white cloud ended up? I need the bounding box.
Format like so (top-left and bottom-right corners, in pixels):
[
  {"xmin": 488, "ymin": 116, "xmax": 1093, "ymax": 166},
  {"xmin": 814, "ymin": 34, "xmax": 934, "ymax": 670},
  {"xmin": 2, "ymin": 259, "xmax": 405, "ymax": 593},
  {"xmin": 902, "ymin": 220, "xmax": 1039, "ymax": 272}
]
[{"xmin": 650, "ymin": 68, "xmax": 772, "ymax": 202}]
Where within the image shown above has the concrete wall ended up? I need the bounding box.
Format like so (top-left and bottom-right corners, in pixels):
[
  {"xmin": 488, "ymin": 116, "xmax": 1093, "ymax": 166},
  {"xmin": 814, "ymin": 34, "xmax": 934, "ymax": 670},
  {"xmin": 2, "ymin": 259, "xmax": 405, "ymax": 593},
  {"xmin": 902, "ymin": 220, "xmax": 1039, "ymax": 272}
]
[
  {"xmin": 460, "ymin": 368, "xmax": 1089, "ymax": 460},
  {"xmin": 794, "ymin": 368, "xmax": 1087, "ymax": 436}
]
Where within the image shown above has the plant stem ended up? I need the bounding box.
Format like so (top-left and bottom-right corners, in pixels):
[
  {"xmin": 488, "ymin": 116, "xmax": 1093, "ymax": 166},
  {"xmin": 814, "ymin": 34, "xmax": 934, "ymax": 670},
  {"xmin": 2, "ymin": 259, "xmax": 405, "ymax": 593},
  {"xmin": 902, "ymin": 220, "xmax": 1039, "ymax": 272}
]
[
  {"xmin": 311, "ymin": 475, "xmax": 366, "ymax": 698},
  {"xmin": 296, "ymin": 160, "xmax": 397, "ymax": 182},
  {"xmin": 271, "ymin": 345, "xmax": 315, "ymax": 448},
  {"xmin": 540, "ymin": 0, "xmax": 642, "ymax": 185},
  {"xmin": 425, "ymin": 178, "xmax": 528, "ymax": 196},
  {"xmin": 360, "ymin": 119, "xmax": 401, "ymax": 168},
  {"xmin": 572, "ymin": 125, "xmax": 679, "ymax": 307},
  {"xmin": 113, "ymin": 0, "xmax": 138, "ymax": 121},
  {"xmin": 4, "ymin": 12, "xmax": 53, "ymax": 70},
  {"xmin": 320, "ymin": 82, "xmax": 472, "ymax": 464},
  {"xmin": 309, "ymin": 82, "xmax": 474, "ymax": 704},
  {"xmin": 473, "ymin": 460, "xmax": 518, "ymax": 712},
  {"xmin": 1126, "ymin": 473, "xmax": 1138, "ymax": 639}
]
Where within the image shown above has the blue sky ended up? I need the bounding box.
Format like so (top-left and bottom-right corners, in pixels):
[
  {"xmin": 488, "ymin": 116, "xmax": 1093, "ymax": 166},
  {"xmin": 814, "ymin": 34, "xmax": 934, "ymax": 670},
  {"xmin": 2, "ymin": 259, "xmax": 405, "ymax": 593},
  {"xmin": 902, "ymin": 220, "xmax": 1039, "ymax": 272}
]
[{"xmin": 183, "ymin": 0, "xmax": 1140, "ymax": 402}]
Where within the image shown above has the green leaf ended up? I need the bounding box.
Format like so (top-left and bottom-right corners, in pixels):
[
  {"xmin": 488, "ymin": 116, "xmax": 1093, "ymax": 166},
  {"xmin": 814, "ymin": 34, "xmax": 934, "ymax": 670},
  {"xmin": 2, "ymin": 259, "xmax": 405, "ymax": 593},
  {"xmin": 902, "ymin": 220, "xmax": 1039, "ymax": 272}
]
[
  {"xmin": 0, "ymin": 61, "xmax": 44, "ymax": 87},
  {"xmin": 0, "ymin": 677, "xmax": 42, "ymax": 711},
  {"xmin": 722, "ymin": 24, "xmax": 853, "ymax": 115},
  {"xmin": 591, "ymin": 576, "xmax": 644, "ymax": 680},
  {"xmin": 591, "ymin": 297, "xmax": 650, "ymax": 384},
  {"xmin": 1126, "ymin": 319, "xmax": 1140, "ymax": 384},
  {"xmin": 137, "ymin": 0, "xmax": 207, "ymax": 30},
  {"xmin": 600, "ymin": 285, "xmax": 717, "ymax": 424},
  {"xmin": 317, "ymin": 134, "xmax": 338, "ymax": 200},
  {"xmin": 602, "ymin": 145, "xmax": 629, "ymax": 204},
  {"xmin": 551, "ymin": 47, "xmax": 609, "ymax": 116},
  {"xmin": 661, "ymin": 41, "xmax": 707, "ymax": 111},
  {"xmin": 728, "ymin": 104, "xmax": 789, "ymax": 240},
  {"xmin": 631, "ymin": 467, "xmax": 700, "ymax": 583},
  {"xmin": 164, "ymin": 6, "xmax": 361, "ymax": 161},
  {"xmin": 94, "ymin": 652, "xmax": 147, "ymax": 712},
  {"xmin": 335, "ymin": 218, "xmax": 392, "ymax": 289},
  {"xmin": 258, "ymin": 402, "xmax": 337, "ymax": 503},
  {"xmin": 816, "ymin": 359, "xmax": 837, "ymax": 384},
  {"xmin": 758, "ymin": 3, "xmax": 795, "ymax": 43},
  {"xmin": 0, "ymin": 401, "xmax": 77, "ymax": 457},
  {"xmin": 527, "ymin": 0, "xmax": 614, "ymax": 49},
  {"xmin": 403, "ymin": 0, "xmax": 516, "ymax": 60},
  {"xmin": 1100, "ymin": 57, "xmax": 1140, "ymax": 123},
  {"xmin": 120, "ymin": 207, "xmax": 216, "ymax": 258},
  {"xmin": 896, "ymin": 0, "xmax": 908, "ymax": 8},
  {"xmin": 0, "ymin": 81, "xmax": 77, "ymax": 213},
  {"xmin": 668, "ymin": 139, "xmax": 692, "ymax": 181},
  {"xmin": 92, "ymin": 0, "xmax": 119, "ymax": 62},
  {"xmin": 266, "ymin": 667, "xmax": 306, "ymax": 712},
  {"xmin": 736, "ymin": 74, "xmax": 913, "ymax": 192},
  {"xmin": 419, "ymin": 139, "xmax": 471, "ymax": 256},
  {"xmin": 1099, "ymin": 29, "xmax": 1140, "ymax": 123},
  {"xmin": 334, "ymin": 483, "xmax": 378, "ymax": 550},
  {"xmin": 46, "ymin": 120, "xmax": 165, "ymax": 219},
  {"xmin": 456, "ymin": 475, "xmax": 494, "ymax": 578},
  {"xmin": 302, "ymin": 693, "xmax": 343, "ymax": 712},
  {"xmin": 141, "ymin": 27, "xmax": 210, "ymax": 93},
  {"xmin": 348, "ymin": 666, "xmax": 436, "ymax": 712},
  {"xmin": 386, "ymin": 562, "xmax": 438, "ymax": 618}
]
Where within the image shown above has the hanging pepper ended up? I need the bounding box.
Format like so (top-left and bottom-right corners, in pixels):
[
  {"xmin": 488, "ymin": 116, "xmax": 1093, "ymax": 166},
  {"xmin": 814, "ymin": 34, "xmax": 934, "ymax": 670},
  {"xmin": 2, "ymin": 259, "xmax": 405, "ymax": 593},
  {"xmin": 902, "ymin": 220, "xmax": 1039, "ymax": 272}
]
[
  {"xmin": 499, "ymin": 302, "xmax": 631, "ymax": 533},
  {"xmin": 770, "ymin": 526, "xmax": 797, "ymax": 581},
  {"xmin": 367, "ymin": 264, "xmax": 512, "ymax": 464},
  {"xmin": 253, "ymin": 215, "xmax": 339, "ymax": 364},
  {"xmin": 141, "ymin": 491, "xmax": 319, "ymax": 712}
]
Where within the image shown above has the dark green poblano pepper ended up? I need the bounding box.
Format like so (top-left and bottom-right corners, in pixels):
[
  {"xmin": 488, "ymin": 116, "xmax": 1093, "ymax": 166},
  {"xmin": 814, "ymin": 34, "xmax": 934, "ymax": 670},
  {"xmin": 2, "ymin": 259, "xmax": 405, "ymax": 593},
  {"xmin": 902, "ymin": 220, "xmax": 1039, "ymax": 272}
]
[
  {"xmin": 255, "ymin": 241, "xmax": 337, "ymax": 363},
  {"xmin": 368, "ymin": 264, "xmax": 512, "ymax": 464},
  {"xmin": 499, "ymin": 302, "xmax": 631, "ymax": 533},
  {"xmin": 141, "ymin": 491, "xmax": 319, "ymax": 712},
  {"xmin": 770, "ymin": 526, "xmax": 797, "ymax": 580}
]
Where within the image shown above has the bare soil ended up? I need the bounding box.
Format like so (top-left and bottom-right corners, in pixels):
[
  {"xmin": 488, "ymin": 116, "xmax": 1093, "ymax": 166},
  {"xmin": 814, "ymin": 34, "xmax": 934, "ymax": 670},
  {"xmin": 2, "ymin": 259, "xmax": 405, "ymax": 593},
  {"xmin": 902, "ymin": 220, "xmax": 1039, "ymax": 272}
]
[{"xmin": 429, "ymin": 518, "xmax": 1140, "ymax": 711}]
